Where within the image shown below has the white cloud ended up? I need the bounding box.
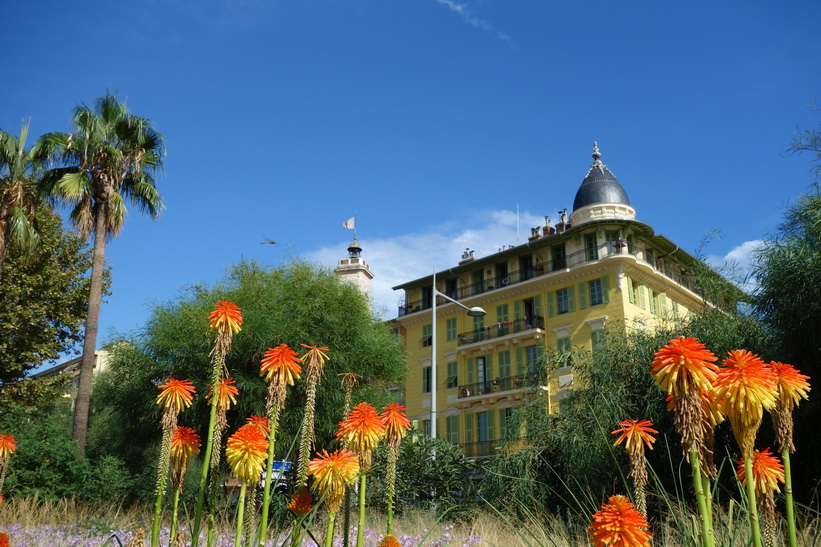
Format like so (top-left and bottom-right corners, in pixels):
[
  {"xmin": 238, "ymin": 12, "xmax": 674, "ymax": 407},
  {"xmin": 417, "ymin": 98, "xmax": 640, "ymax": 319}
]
[
  {"xmin": 306, "ymin": 208, "xmax": 545, "ymax": 319},
  {"xmin": 706, "ymin": 239, "xmax": 765, "ymax": 291},
  {"xmin": 433, "ymin": 0, "xmax": 513, "ymax": 44}
]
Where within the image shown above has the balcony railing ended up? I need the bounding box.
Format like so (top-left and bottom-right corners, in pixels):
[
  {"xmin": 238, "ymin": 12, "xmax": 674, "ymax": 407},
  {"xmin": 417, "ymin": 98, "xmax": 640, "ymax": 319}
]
[
  {"xmin": 398, "ymin": 245, "xmax": 706, "ymax": 316},
  {"xmin": 457, "ymin": 373, "xmax": 532, "ymax": 399},
  {"xmin": 462, "ymin": 440, "xmax": 498, "ymax": 458},
  {"xmin": 456, "ymin": 316, "xmax": 544, "ymax": 346}
]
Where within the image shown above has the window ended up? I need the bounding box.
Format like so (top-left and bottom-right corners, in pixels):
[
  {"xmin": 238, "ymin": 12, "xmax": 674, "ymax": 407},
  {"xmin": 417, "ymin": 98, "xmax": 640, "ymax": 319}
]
[
  {"xmin": 605, "ymin": 230, "xmax": 621, "ymax": 255},
  {"xmin": 477, "ymin": 412, "xmax": 489, "ymax": 443},
  {"xmin": 421, "ymin": 324, "xmax": 432, "ymax": 347},
  {"xmin": 556, "ymin": 288, "xmax": 571, "ymax": 314},
  {"xmin": 445, "ymin": 278, "xmax": 458, "ymax": 300},
  {"xmin": 495, "ymin": 262, "xmax": 509, "ymax": 288},
  {"xmin": 501, "ymin": 407, "xmax": 515, "ymax": 440},
  {"xmin": 520, "ymin": 255, "xmax": 533, "ymax": 280},
  {"xmin": 551, "ymin": 244, "xmax": 566, "ymax": 271},
  {"xmin": 589, "ymin": 279, "xmax": 604, "ymax": 306},
  {"xmin": 446, "ymin": 360, "xmax": 458, "ymax": 389},
  {"xmin": 630, "ymin": 279, "xmax": 640, "ymax": 306},
  {"xmin": 422, "ymin": 420, "xmax": 431, "ymax": 438},
  {"xmin": 672, "ymin": 301, "xmax": 681, "ymax": 328},
  {"xmin": 591, "ymin": 330, "xmax": 606, "ymax": 356},
  {"xmin": 496, "ymin": 304, "xmax": 510, "ymax": 335},
  {"xmin": 526, "ymin": 345, "xmax": 541, "ymax": 376},
  {"xmin": 446, "ymin": 415, "xmax": 459, "ymax": 444},
  {"xmin": 471, "ymin": 270, "xmax": 484, "ymax": 293},
  {"xmin": 557, "ymin": 337, "xmax": 571, "ymax": 367},
  {"xmin": 498, "ymin": 350, "xmax": 511, "ymax": 384},
  {"xmin": 649, "ymin": 290, "xmax": 658, "ymax": 315},
  {"xmin": 584, "ymin": 233, "xmax": 598, "ymax": 261},
  {"xmin": 446, "ymin": 318, "xmax": 457, "ymax": 342},
  {"xmin": 422, "ymin": 366, "xmax": 431, "ymax": 393}
]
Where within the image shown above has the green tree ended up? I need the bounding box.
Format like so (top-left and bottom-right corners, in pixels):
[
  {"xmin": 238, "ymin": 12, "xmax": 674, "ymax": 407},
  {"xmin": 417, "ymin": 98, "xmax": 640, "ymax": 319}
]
[
  {"xmin": 0, "ymin": 119, "xmax": 46, "ymax": 276},
  {"xmin": 89, "ymin": 260, "xmax": 406, "ymax": 495},
  {"xmin": 0, "ymin": 204, "xmax": 103, "ymax": 382},
  {"xmin": 39, "ymin": 92, "xmax": 165, "ymax": 455}
]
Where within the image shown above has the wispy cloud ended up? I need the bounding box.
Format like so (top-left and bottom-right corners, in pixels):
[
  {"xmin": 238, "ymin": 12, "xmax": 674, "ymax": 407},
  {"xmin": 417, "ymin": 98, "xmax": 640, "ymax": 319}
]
[
  {"xmin": 307, "ymin": 208, "xmax": 543, "ymax": 318},
  {"xmin": 433, "ymin": 0, "xmax": 513, "ymax": 44},
  {"xmin": 706, "ymin": 239, "xmax": 765, "ymax": 292}
]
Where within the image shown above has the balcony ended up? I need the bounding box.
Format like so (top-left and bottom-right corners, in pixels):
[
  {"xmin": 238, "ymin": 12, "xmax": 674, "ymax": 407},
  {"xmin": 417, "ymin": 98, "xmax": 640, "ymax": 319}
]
[
  {"xmin": 397, "ymin": 244, "xmax": 707, "ymax": 317},
  {"xmin": 457, "ymin": 373, "xmax": 532, "ymax": 400},
  {"xmin": 456, "ymin": 316, "xmax": 544, "ymax": 346},
  {"xmin": 462, "ymin": 440, "xmax": 498, "ymax": 458}
]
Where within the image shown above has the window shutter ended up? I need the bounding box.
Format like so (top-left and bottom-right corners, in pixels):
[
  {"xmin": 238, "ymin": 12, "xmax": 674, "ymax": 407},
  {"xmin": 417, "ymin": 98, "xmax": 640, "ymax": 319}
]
[
  {"xmin": 467, "ymin": 358, "xmax": 474, "ymax": 385},
  {"xmin": 516, "ymin": 348, "xmax": 524, "ymax": 376},
  {"xmin": 547, "ymin": 292, "xmax": 555, "ymax": 317},
  {"xmin": 602, "ymin": 275, "xmax": 610, "ymax": 303},
  {"xmin": 534, "ymin": 295, "xmax": 542, "ymax": 316},
  {"xmin": 578, "ymin": 283, "xmax": 588, "ymax": 309},
  {"xmin": 626, "ymin": 276, "xmax": 635, "ymax": 304},
  {"xmin": 465, "ymin": 413, "xmax": 474, "ymax": 443},
  {"xmin": 567, "ymin": 285, "xmax": 576, "ymax": 313},
  {"xmin": 639, "ymin": 285, "xmax": 646, "ymax": 308},
  {"xmin": 487, "ymin": 410, "xmax": 496, "ymax": 441},
  {"xmin": 513, "ymin": 300, "xmax": 521, "ymax": 320},
  {"xmin": 660, "ymin": 293, "xmax": 668, "ymax": 315},
  {"xmin": 487, "ymin": 354, "xmax": 493, "ymax": 378}
]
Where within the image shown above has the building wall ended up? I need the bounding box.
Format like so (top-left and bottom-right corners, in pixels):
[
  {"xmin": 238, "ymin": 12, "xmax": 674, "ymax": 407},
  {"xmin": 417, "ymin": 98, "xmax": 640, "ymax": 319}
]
[{"xmin": 396, "ymin": 224, "xmax": 705, "ymax": 457}]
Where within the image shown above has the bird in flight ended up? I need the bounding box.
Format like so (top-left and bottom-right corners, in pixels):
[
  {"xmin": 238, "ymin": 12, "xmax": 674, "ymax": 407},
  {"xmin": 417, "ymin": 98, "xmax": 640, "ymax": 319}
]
[{"xmin": 260, "ymin": 236, "xmax": 277, "ymax": 244}]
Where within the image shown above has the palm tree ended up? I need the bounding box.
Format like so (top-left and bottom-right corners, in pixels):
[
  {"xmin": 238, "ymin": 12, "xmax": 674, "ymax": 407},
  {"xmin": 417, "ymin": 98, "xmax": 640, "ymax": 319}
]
[
  {"xmin": 40, "ymin": 93, "xmax": 165, "ymax": 455},
  {"xmin": 0, "ymin": 119, "xmax": 44, "ymax": 277}
]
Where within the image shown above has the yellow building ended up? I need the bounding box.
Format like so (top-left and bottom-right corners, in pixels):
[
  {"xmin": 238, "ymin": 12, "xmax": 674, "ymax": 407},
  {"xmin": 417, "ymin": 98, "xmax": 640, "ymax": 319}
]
[{"xmin": 392, "ymin": 143, "xmax": 726, "ymax": 458}]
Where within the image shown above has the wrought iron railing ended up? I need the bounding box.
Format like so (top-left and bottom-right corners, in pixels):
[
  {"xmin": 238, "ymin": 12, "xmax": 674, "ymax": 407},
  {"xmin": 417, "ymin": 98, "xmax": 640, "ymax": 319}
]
[
  {"xmin": 457, "ymin": 373, "xmax": 531, "ymax": 399},
  {"xmin": 456, "ymin": 316, "xmax": 544, "ymax": 346},
  {"xmin": 398, "ymin": 245, "xmax": 705, "ymax": 316}
]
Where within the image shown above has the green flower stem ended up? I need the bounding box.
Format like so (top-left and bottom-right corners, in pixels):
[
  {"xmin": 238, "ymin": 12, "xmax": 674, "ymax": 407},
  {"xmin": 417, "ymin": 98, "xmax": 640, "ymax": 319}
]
[
  {"xmin": 192, "ymin": 363, "xmax": 222, "ymax": 547},
  {"xmin": 151, "ymin": 480, "xmax": 166, "ymax": 547},
  {"xmin": 234, "ymin": 481, "xmax": 248, "ymax": 547},
  {"xmin": 258, "ymin": 407, "xmax": 279, "ymax": 546},
  {"xmin": 743, "ymin": 454, "xmax": 764, "ymax": 547},
  {"xmin": 325, "ymin": 512, "xmax": 337, "ymax": 547},
  {"xmin": 170, "ymin": 487, "xmax": 182, "ymax": 540},
  {"xmin": 357, "ymin": 474, "xmax": 367, "ymax": 547},
  {"xmin": 782, "ymin": 448, "xmax": 797, "ymax": 547},
  {"xmin": 689, "ymin": 447, "xmax": 715, "ymax": 547}
]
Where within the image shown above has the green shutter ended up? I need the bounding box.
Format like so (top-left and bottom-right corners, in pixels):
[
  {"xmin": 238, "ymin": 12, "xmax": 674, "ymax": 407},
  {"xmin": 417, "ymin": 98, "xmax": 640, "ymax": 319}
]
[
  {"xmin": 547, "ymin": 292, "xmax": 555, "ymax": 317},
  {"xmin": 567, "ymin": 285, "xmax": 576, "ymax": 313},
  {"xmin": 487, "ymin": 410, "xmax": 496, "ymax": 441},
  {"xmin": 467, "ymin": 358, "xmax": 474, "ymax": 385},
  {"xmin": 602, "ymin": 275, "xmax": 610, "ymax": 303},
  {"xmin": 465, "ymin": 413, "xmax": 474, "ymax": 443},
  {"xmin": 626, "ymin": 276, "xmax": 635, "ymax": 304},
  {"xmin": 639, "ymin": 285, "xmax": 646, "ymax": 308},
  {"xmin": 660, "ymin": 293, "xmax": 668, "ymax": 315},
  {"xmin": 513, "ymin": 300, "xmax": 521, "ymax": 321},
  {"xmin": 487, "ymin": 354, "xmax": 493, "ymax": 378},
  {"xmin": 516, "ymin": 348, "xmax": 524, "ymax": 376},
  {"xmin": 534, "ymin": 295, "xmax": 542, "ymax": 316},
  {"xmin": 578, "ymin": 282, "xmax": 588, "ymax": 309}
]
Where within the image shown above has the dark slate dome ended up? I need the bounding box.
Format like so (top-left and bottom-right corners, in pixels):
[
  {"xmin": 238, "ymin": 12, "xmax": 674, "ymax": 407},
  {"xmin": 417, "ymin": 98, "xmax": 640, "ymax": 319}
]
[{"xmin": 572, "ymin": 143, "xmax": 631, "ymax": 211}]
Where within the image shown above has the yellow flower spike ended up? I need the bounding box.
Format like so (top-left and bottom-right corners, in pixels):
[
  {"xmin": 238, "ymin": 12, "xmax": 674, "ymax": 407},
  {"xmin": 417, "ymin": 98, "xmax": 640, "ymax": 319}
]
[
  {"xmin": 588, "ymin": 495, "xmax": 652, "ymax": 547},
  {"xmin": 208, "ymin": 300, "xmax": 243, "ymax": 335},
  {"xmin": 245, "ymin": 415, "xmax": 270, "ymax": 437},
  {"xmin": 770, "ymin": 362, "xmax": 811, "ymax": 410},
  {"xmin": 308, "ymin": 448, "xmax": 360, "ymax": 514},
  {"xmin": 736, "ymin": 448, "xmax": 785, "ymax": 498},
  {"xmin": 714, "ymin": 350, "xmax": 778, "ymax": 454},
  {"xmin": 207, "ymin": 377, "xmax": 239, "ymax": 411},
  {"xmin": 170, "ymin": 427, "xmax": 201, "ymax": 466},
  {"xmin": 260, "ymin": 344, "xmax": 303, "ymax": 386},
  {"xmin": 225, "ymin": 424, "xmax": 268, "ymax": 483},
  {"xmin": 649, "ymin": 337, "xmax": 719, "ymax": 397},
  {"xmin": 157, "ymin": 378, "xmax": 196, "ymax": 413}
]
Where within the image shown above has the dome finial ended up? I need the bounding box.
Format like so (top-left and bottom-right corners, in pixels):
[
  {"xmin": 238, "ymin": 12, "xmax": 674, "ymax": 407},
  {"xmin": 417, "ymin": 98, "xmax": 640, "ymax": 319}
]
[{"xmin": 592, "ymin": 141, "xmax": 602, "ymax": 163}]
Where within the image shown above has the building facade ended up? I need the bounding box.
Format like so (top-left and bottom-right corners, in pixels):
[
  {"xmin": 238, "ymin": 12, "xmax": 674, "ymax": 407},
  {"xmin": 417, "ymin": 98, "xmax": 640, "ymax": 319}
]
[{"xmin": 391, "ymin": 144, "xmax": 725, "ymax": 458}]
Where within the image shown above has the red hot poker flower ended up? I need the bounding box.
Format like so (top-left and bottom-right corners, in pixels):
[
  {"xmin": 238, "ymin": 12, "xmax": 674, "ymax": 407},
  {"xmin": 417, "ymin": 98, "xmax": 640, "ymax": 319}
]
[
  {"xmin": 649, "ymin": 337, "xmax": 719, "ymax": 397},
  {"xmin": 225, "ymin": 424, "xmax": 268, "ymax": 483},
  {"xmin": 208, "ymin": 377, "xmax": 239, "ymax": 411},
  {"xmin": 260, "ymin": 344, "xmax": 303, "ymax": 386},
  {"xmin": 0, "ymin": 434, "xmax": 17, "ymax": 460},
  {"xmin": 736, "ymin": 448, "xmax": 785, "ymax": 497},
  {"xmin": 157, "ymin": 378, "xmax": 196, "ymax": 413},
  {"xmin": 589, "ymin": 495, "xmax": 652, "ymax": 547},
  {"xmin": 380, "ymin": 403, "xmax": 411, "ymax": 445},
  {"xmin": 770, "ymin": 361, "xmax": 811, "ymax": 410},
  {"xmin": 170, "ymin": 427, "xmax": 201, "ymax": 465},
  {"xmin": 336, "ymin": 402, "xmax": 386, "ymax": 469},
  {"xmin": 208, "ymin": 300, "xmax": 243, "ymax": 335},
  {"xmin": 611, "ymin": 420, "xmax": 657, "ymax": 457},
  {"xmin": 245, "ymin": 415, "xmax": 270, "ymax": 436}
]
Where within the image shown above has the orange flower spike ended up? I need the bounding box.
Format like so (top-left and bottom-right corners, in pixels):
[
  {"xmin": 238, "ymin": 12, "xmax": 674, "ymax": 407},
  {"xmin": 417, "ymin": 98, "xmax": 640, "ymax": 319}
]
[
  {"xmin": 299, "ymin": 343, "xmax": 330, "ymax": 369},
  {"xmin": 225, "ymin": 424, "xmax": 268, "ymax": 482},
  {"xmin": 588, "ymin": 495, "xmax": 652, "ymax": 547},
  {"xmin": 770, "ymin": 362, "xmax": 811, "ymax": 409},
  {"xmin": 336, "ymin": 402, "xmax": 386, "ymax": 456},
  {"xmin": 156, "ymin": 378, "xmax": 196, "ymax": 412},
  {"xmin": 288, "ymin": 486, "xmax": 314, "ymax": 515},
  {"xmin": 308, "ymin": 448, "xmax": 360, "ymax": 509},
  {"xmin": 380, "ymin": 403, "xmax": 412, "ymax": 444},
  {"xmin": 208, "ymin": 300, "xmax": 243, "ymax": 335},
  {"xmin": 208, "ymin": 377, "xmax": 239, "ymax": 411},
  {"xmin": 245, "ymin": 415, "xmax": 271, "ymax": 436},
  {"xmin": 0, "ymin": 434, "xmax": 17, "ymax": 460},
  {"xmin": 736, "ymin": 448, "xmax": 785, "ymax": 497},
  {"xmin": 714, "ymin": 350, "xmax": 778, "ymax": 428},
  {"xmin": 611, "ymin": 420, "xmax": 658, "ymax": 456},
  {"xmin": 170, "ymin": 427, "xmax": 201, "ymax": 464},
  {"xmin": 0, "ymin": 532, "xmax": 8, "ymax": 547},
  {"xmin": 260, "ymin": 344, "xmax": 303, "ymax": 385},
  {"xmin": 649, "ymin": 336, "xmax": 719, "ymax": 396}
]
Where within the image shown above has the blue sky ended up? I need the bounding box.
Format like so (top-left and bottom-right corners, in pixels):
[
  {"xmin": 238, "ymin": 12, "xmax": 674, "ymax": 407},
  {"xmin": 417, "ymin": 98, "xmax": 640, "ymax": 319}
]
[{"xmin": 3, "ymin": 0, "xmax": 820, "ymax": 361}]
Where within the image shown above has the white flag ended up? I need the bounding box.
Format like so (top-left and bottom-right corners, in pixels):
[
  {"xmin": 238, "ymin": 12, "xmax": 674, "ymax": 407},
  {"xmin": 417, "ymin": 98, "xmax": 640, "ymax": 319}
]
[{"xmin": 342, "ymin": 217, "xmax": 355, "ymax": 230}]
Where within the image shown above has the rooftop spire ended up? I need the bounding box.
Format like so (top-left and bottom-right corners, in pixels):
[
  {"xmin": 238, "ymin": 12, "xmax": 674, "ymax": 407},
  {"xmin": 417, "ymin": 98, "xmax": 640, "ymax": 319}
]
[{"xmin": 592, "ymin": 141, "xmax": 602, "ymax": 164}]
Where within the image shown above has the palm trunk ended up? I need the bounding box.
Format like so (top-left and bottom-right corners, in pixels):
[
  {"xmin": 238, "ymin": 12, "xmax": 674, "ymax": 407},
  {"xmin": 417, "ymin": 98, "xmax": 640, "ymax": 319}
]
[{"xmin": 72, "ymin": 206, "xmax": 108, "ymax": 456}]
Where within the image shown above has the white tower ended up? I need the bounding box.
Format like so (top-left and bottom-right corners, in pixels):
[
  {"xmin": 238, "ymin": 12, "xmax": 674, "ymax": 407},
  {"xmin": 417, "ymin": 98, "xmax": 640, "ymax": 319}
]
[{"xmin": 335, "ymin": 236, "xmax": 373, "ymax": 296}]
